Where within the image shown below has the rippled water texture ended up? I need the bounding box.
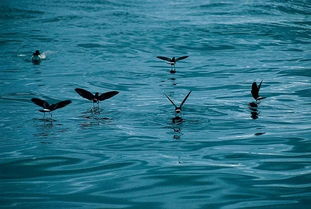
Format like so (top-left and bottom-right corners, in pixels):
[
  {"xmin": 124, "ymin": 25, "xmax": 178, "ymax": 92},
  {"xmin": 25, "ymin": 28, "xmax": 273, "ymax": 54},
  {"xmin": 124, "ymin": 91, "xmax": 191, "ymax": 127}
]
[{"xmin": 1, "ymin": 0, "xmax": 311, "ymax": 208}]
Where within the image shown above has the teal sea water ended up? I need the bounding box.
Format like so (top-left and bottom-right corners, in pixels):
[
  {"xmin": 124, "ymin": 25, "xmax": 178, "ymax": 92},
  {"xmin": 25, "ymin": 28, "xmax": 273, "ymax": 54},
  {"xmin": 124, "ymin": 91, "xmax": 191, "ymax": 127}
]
[{"xmin": 1, "ymin": 0, "xmax": 311, "ymax": 208}]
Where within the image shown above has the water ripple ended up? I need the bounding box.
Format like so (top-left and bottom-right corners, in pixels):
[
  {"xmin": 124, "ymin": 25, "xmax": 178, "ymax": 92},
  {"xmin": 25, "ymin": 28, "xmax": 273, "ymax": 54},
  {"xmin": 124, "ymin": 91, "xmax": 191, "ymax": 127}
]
[{"xmin": 0, "ymin": 0, "xmax": 310, "ymax": 208}]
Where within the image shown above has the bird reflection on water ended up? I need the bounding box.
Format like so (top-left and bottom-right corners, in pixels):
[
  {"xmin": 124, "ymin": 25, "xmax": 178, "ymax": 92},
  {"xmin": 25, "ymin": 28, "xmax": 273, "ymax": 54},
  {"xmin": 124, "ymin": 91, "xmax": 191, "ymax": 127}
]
[
  {"xmin": 78, "ymin": 108, "xmax": 111, "ymax": 128},
  {"xmin": 172, "ymin": 116, "xmax": 183, "ymax": 140},
  {"xmin": 249, "ymin": 101, "xmax": 259, "ymax": 120}
]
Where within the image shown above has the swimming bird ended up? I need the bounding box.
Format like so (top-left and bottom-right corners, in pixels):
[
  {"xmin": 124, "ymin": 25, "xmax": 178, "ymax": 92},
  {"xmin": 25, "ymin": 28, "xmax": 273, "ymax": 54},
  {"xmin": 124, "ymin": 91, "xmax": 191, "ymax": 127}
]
[
  {"xmin": 31, "ymin": 98, "xmax": 71, "ymax": 118},
  {"xmin": 75, "ymin": 88, "xmax": 119, "ymax": 108},
  {"xmin": 165, "ymin": 91, "xmax": 192, "ymax": 114},
  {"xmin": 32, "ymin": 50, "xmax": 42, "ymax": 64},
  {"xmin": 251, "ymin": 80, "xmax": 266, "ymax": 101},
  {"xmin": 156, "ymin": 56, "xmax": 189, "ymax": 73}
]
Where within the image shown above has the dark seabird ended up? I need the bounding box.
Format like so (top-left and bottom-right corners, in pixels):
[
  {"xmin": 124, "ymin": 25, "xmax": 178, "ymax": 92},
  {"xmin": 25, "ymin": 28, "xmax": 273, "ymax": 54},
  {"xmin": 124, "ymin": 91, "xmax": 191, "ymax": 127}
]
[
  {"xmin": 164, "ymin": 91, "xmax": 192, "ymax": 114},
  {"xmin": 156, "ymin": 56, "xmax": 189, "ymax": 73},
  {"xmin": 75, "ymin": 88, "xmax": 119, "ymax": 107},
  {"xmin": 32, "ymin": 50, "xmax": 42, "ymax": 64},
  {"xmin": 251, "ymin": 80, "xmax": 266, "ymax": 101},
  {"xmin": 31, "ymin": 98, "xmax": 71, "ymax": 118}
]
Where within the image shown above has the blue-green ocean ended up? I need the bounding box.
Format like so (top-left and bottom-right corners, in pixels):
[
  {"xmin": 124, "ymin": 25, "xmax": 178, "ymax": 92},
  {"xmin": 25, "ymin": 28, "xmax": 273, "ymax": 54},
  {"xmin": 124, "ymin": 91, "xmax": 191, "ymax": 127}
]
[{"xmin": 1, "ymin": 0, "xmax": 311, "ymax": 208}]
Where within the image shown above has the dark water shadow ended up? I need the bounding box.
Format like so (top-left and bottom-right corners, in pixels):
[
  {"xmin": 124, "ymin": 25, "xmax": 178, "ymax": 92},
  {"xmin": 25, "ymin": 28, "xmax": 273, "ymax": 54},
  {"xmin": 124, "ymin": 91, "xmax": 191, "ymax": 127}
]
[
  {"xmin": 248, "ymin": 102, "xmax": 266, "ymax": 136},
  {"xmin": 254, "ymin": 132, "xmax": 265, "ymax": 136},
  {"xmin": 32, "ymin": 118, "xmax": 68, "ymax": 139},
  {"xmin": 249, "ymin": 102, "xmax": 259, "ymax": 120},
  {"xmin": 159, "ymin": 68, "xmax": 178, "ymax": 86},
  {"xmin": 171, "ymin": 116, "xmax": 184, "ymax": 140},
  {"xmin": 78, "ymin": 108, "xmax": 111, "ymax": 128},
  {"xmin": 34, "ymin": 117, "xmax": 56, "ymax": 124},
  {"xmin": 168, "ymin": 77, "xmax": 177, "ymax": 86}
]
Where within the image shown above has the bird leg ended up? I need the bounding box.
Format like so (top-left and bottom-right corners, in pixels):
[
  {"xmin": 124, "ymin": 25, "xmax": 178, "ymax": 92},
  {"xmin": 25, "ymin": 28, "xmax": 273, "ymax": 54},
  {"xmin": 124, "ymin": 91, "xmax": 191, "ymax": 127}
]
[{"xmin": 97, "ymin": 101, "xmax": 100, "ymax": 113}]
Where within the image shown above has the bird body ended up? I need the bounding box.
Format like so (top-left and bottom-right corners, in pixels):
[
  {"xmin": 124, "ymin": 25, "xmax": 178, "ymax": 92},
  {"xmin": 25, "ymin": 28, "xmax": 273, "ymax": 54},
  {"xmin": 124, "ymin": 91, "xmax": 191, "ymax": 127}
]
[
  {"xmin": 251, "ymin": 80, "xmax": 265, "ymax": 101},
  {"xmin": 250, "ymin": 81, "xmax": 266, "ymax": 119},
  {"xmin": 32, "ymin": 50, "xmax": 43, "ymax": 64}
]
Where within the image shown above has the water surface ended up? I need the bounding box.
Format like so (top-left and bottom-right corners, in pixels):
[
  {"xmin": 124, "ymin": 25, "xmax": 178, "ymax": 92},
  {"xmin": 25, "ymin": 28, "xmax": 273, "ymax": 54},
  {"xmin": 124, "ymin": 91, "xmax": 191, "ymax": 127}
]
[{"xmin": 0, "ymin": 0, "xmax": 311, "ymax": 208}]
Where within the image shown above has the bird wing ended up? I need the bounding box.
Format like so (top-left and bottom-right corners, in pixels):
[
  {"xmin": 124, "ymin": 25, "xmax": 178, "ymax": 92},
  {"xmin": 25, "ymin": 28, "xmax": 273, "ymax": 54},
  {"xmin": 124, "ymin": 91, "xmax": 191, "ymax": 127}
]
[
  {"xmin": 251, "ymin": 82, "xmax": 259, "ymax": 99},
  {"xmin": 180, "ymin": 91, "xmax": 192, "ymax": 108},
  {"xmin": 157, "ymin": 56, "xmax": 172, "ymax": 62},
  {"xmin": 75, "ymin": 88, "xmax": 94, "ymax": 100},
  {"xmin": 176, "ymin": 56, "xmax": 189, "ymax": 62},
  {"xmin": 49, "ymin": 100, "xmax": 71, "ymax": 111},
  {"xmin": 164, "ymin": 94, "xmax": 177, "ymax": 108},
  {"xmin": 31, "ymin": 98, "xmax": 49, "ymax": 108},
  {"xmin": 258, "ymin": 80, "xmax": 263, "ymax": 91},
  {"xmin": 99, "ymin": 91, "xmax": 119, "ymax": 101}
]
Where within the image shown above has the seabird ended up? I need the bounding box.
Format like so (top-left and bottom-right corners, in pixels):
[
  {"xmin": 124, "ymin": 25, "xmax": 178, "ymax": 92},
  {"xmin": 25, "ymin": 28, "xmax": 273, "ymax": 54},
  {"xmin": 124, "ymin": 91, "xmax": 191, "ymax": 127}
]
[
  {"xmin": 156, "ymin": 56, "xmax": 189, "ymax": 73},
  {"xmin": 75, "ymin": 88, "xmax": 119, "ymax": 108},
  {"xmin": 31, "ymin": 98, "xmax": 71, "ymax": 118},
  {"xmin": 164, "ymin": 91, "xmax": 192, "ymax": 114},
  {"xmin": 251, "ymin": 80, "xmax": 266, "ymax": 101},
  {"xmin": 32, "ymin": 50, "xmax": 42, "ymax": 64}
]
